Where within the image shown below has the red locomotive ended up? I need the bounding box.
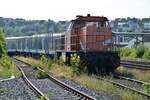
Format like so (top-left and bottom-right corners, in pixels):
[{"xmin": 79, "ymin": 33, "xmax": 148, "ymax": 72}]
[{"xmin": 56, "ymin": 14, "xmax": 120, "ymax": 74}]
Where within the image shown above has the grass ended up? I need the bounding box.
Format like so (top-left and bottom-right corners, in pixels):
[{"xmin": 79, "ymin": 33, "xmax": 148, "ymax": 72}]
[
  {"xmin": 16, "ymin": 56, "xmax": 146, "ymax": 100},
  {"xmin": 43, "ymin": 92, "xmax": 52, "ymax": 99},
  {"xmin": 0, "ymin": 55, "xmax": 20, "ymax": 77},
  {"xmin": 73, "ymin": 74, "xmax": 144, "ymax": 100},
  {"xmin": 16, "ymin": 56, "xmax": 49, "ymax": 70},
  {"xmin": 116, "ymin": 66, "xmax": 150, "ymax": 81},
  {"xmin": 16, "ymin": 56, "xmax": 70, "ymax": 76},
  {"xmin": 40, "ymin": 96, "xmax": 44, "ymax": 100},
  {"xmin": 37, "ymin": 71, "xmax": 49, "ymax": 79}
]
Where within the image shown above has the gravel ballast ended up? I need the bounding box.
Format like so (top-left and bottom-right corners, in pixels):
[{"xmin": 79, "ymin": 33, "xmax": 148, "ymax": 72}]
[
  {"xmin": 0, "ymin": 77, "xmax": 37, "ymax": 100},
  {"xmin": 58, "ymin": 76, "xmax": 122, "ymax": 100},
  {"xmin": 14, "ymin": 59, "xmax": 123, "ymax": 100},
  {"xmin": 18, "ymin": 63, "xmax": 82, "ymax": 100}
]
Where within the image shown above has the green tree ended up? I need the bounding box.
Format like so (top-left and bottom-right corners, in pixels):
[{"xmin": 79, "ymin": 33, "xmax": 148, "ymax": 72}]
[
  {"xmin": 0, "ymin": 29, "xmax": 6, "ymax": 57},
  {"xmin": 136, "ymin": 44, "xmax": 147, "ymax": 58},
  {"xmin": 143, "ymin": 49, "xmax": 150, "ymax": 59}
]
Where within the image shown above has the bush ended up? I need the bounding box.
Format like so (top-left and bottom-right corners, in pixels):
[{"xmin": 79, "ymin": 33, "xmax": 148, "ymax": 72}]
[
  {"xmin": 143, "ymin": 83, "xmax": 150, "ymax": 93},
  {"xmin": 40, "ymin": 55, "xmax": 48, "ymax": 65},
  {"xmin": 136, "ymin": 44, "xmax": 147, "ymax": 58},
  {"xmin": 70, "ymin": 53, "xmax": 80, "ymax": 75},
  {"xmin": 55, "ymin": 56, "xmax": 64, "ymax": 65},
  {"xmin": 128, "ymin": 49, "xmax": 137, "ymax": 58},
  {"xmin": 0, "ymin": 55, "xmax": 12, "ymax": 69},
  {"xmin": 47, "ymin": 59, "xmax": 54, "ymax": 69},
  {"xmin": 40, "ymin": 55, "xmax": 53, "ymax": 69},
  {"xmin": 37, "ymin": 71, "xmax": 49, "ymax": 79},
  {"xmin": 143, "ymin": 49, "xmax": 150, "ymax": 59},
  {"xmin": 32, "ymin": 64, "xmax": 38, "ymax": 70},
  {"xmin": 120, "ymin": 47, "xmax": 136, "ymax": 58},
  {"xmin": 40, "ymin": 96, "xmax": 44, "ymax": 100},
  {"xmin": 120, "ymin": 48, "xmax": 130, "ymax": 57},
  {"xmin": 0, "ymin": 29, "xmax": 6, "ymax": 57},
  {"xmin": 0, "ymin": 55, "xmax": 20, "ymax": 77}
]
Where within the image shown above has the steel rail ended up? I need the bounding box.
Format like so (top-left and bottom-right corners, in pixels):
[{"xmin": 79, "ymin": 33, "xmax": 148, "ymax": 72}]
[
  {"xmin": 97, "ymin": 76, "xmax": 150, "ymax": 98},
  {"xmin": 14, "ymin": 60, "xmax": 49, "ymax": 100},
  {"xmin": 14, "ymin": 58, "xmax": 96, "ymax": 100},
  {"xmin": 120, "ymin": 61, "xmax": 150, "ymax": 70},
  {"xmin": 114, "ymin": 75, "xmax": 150, "ymax": 85},
  {"xmin": 121, "ymin": 61, "xmax": 150, "ymax": 67},
  {"xmin": 0, "ymin": 77, "xmax": 15, "ymax": 82}
]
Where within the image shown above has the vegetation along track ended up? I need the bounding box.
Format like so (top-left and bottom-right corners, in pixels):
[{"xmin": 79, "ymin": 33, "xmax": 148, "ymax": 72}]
[
  {"xmin": 120, "ymin": 60, "xmax": 150, "ymax": 70},
  {"xmin": 98, "ymin": 74, "xmax": 150, "ymax": 99},
  {"xmin": 13, "ymin": 58, "xmax": 96, "ymax": 100}
]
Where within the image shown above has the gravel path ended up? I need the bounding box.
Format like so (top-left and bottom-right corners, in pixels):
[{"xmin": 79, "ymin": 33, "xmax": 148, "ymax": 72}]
[
  {"xmin": 58, "ymin": 76, "xmax": 122, "ymax": 100},
  {"xmin": 0, "ymin": 77, "xmax": 38, "ymax": 100}
]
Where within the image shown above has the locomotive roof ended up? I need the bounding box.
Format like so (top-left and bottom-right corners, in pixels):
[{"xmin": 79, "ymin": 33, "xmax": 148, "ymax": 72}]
[{"xmin": 72, "ymin": 14, "xmax": 108, "ymax": 22}]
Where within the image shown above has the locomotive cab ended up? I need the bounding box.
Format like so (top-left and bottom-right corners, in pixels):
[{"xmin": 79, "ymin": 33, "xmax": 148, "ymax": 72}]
[{"xmin": 65, "ymin": 14, "xmax": 112, "ymax": 52}]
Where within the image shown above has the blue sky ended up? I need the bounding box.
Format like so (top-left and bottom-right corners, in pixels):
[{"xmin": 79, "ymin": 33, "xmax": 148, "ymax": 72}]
[{"xmin": 0, "ymin": 0, "xmax": 149, "ymax": 21}]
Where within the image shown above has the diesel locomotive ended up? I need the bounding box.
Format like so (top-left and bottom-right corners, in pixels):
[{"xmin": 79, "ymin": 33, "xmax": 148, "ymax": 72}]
[{"xmin": 6, "ymin": 14, "xmax": 120, "ymax": 74}]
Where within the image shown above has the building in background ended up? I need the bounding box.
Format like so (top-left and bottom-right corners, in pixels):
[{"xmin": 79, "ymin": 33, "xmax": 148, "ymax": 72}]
[{"xmin": 142, "ymin": 18, "xmax": 150, "ymax": 32}]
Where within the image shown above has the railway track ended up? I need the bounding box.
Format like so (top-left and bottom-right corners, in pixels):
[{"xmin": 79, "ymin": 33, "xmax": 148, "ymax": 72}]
[
  {"xmin": 97, "ymin": 74, "xmax": 150, "ymax": 99},
  {"xmin": 120, "ymin": 60, "xmax": 150, "ymax": 70},
  {"xmin": 13, "ymin": 58, "xmax": 96, "ymax": 100},
  {"xmin": 114, "ymin": 74, "xmax": 150, "ymax": 85},
  {"xmin": 0, "ymin": 77, "xmax": 15, "ymax": 82},
  {"xmin": 13, "ymin": 59, "xmax": 49, "ymax": 100},
  {"xmin": 14, "ymin": 57, "xmax": 150, "ymax": 99}
]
